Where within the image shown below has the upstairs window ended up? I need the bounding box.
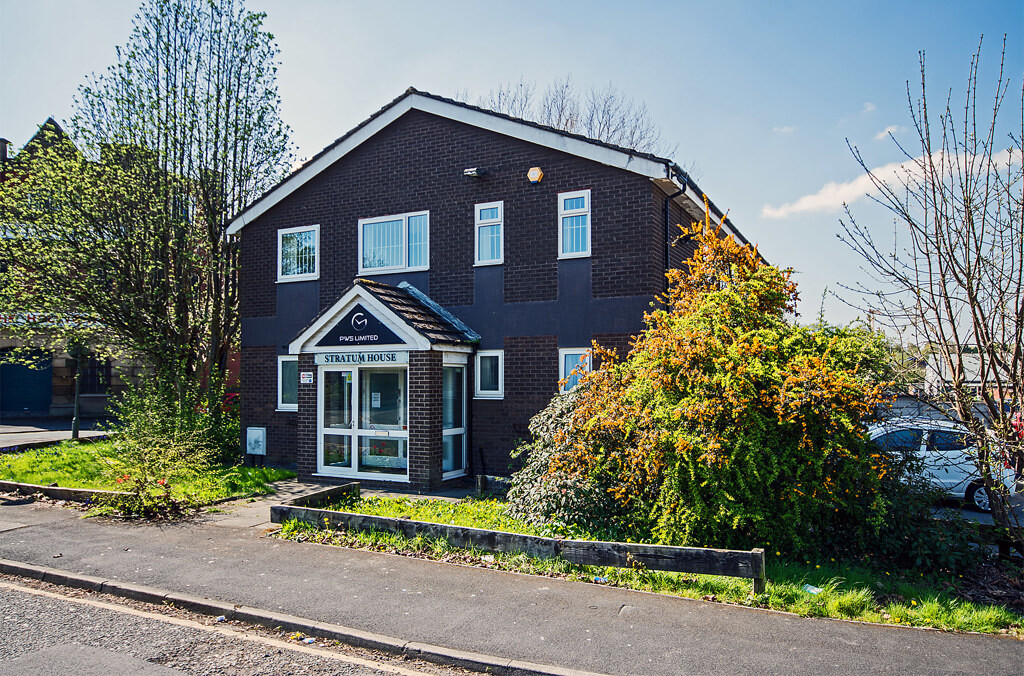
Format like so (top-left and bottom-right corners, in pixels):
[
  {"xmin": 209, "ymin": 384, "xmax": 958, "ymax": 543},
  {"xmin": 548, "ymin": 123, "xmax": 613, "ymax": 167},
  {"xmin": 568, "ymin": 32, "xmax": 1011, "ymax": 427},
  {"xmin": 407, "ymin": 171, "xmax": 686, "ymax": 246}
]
[
  {"xmin": 559, "ymin": 348, "xmax": 590, "ymax": 392},
  {"xmin": 558, "ymin": 189, "xmax": 590, "ymax": 259},
  {"xmin": 359, "ymin": 211, "xmax": 429, "ymax": 274},
  {"xmin": 278, "ymin": 224, "xmax": 319, "ymax": 282},
  {"xmin": 475, "ymin": 201, "xmax": 503, "ymax": 265}
]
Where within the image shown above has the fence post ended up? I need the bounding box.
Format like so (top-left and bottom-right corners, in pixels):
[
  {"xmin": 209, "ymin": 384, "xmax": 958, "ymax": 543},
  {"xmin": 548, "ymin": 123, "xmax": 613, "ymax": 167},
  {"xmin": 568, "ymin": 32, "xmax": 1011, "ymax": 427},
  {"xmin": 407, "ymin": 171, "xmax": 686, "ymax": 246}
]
[{"xmin": 751, "ymin": 548, "xmax": 766, "ymax": 594}]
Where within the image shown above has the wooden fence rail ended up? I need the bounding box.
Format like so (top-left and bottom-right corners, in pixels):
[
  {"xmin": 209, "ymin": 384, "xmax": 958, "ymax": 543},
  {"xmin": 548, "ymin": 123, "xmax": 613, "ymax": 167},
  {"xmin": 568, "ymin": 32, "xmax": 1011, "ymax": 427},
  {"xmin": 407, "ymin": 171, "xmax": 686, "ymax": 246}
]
[{"xmin": 271, "ymin": 483, "xmax": 767, "ymax": 593}]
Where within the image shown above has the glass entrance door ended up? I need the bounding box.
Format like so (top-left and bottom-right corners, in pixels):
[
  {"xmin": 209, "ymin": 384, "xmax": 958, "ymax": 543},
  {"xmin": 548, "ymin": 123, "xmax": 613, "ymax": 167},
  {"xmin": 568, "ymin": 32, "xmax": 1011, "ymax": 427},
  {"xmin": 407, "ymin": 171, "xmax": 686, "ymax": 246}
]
[
  {"xmin": 321, "ymin": 368, "xmax": 354, "ymax": 470},
  {"xmin": 318, "ymin": 365, "xmax": 409, "ymax": 480}
]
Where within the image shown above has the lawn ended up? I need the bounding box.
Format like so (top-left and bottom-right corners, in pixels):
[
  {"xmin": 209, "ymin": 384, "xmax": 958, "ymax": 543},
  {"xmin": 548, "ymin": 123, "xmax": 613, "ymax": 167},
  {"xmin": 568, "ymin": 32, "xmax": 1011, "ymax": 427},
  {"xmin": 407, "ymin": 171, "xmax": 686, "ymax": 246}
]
[
  {"xmin": 281, "ymin": 495, "xmax": 1023, "ymax": 635},
  {"xmin": 0, "ymin": 440, "xmax": 295, "ymax": 506}
]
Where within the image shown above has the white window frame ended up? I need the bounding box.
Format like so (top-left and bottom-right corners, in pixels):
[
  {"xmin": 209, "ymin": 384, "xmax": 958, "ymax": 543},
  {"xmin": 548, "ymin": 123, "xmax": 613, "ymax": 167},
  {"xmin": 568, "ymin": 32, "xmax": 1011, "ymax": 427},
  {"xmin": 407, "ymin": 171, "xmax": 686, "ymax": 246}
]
[
  {"xmin": 315, "ymin": 364, "xmax": 410, "ymax": 483},
  {"xmin": 557, "ymin": 189, "xmax": 591, "ymax": 259},
  {"xmin": 442, "ymin": 365, "xmax": 468, "ymax": 479},
  {"xmin": 474, "ymin": 349, "xmax": 504, "ymax": 399},
  {"xmin": 474, "ymin": 200, "xmax": 504, "ymax": 266},
  {"xmin": 277, "ymin": 224, "xmax": 320, "ymax": 282},
  {"xmin": 277, "ymin": 355, "xmax": 299, "ymax": 411},
  {"xmin": 357, "ymin": 210, "xmax": 430, "ymax": 275},
  {"xmin": 558, "ymin": 348, "xmax": 591, "ymax": 393}
]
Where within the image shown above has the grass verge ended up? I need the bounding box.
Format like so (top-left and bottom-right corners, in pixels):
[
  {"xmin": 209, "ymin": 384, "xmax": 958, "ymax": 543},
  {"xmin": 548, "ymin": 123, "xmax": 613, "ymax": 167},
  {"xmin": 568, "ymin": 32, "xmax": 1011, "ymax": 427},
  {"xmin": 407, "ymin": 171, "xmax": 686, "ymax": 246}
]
[
  {"xmin": 0, "ymin": 440, "xmax": 295, "ymax": 506},
  {"xmin": 280, "ymin": 496, "xmax": 1023, "ymax": 635}
]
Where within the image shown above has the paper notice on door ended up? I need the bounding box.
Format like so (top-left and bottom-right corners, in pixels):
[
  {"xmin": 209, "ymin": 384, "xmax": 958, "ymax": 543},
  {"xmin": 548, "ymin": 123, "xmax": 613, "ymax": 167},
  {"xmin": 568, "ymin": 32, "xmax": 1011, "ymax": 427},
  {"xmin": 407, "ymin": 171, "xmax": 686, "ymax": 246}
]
[{"xmin": 371, "ymin": 392, "xmax": 381, "ymax": 408}]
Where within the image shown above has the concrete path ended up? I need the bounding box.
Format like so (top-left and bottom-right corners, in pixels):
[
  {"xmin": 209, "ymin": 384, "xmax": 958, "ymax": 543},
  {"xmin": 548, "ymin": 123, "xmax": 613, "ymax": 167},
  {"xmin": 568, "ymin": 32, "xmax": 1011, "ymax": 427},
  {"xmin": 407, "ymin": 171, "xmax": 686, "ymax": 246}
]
[
  {"xmin": 0, "ymin": 495, "xmax": 1021, "ymax": 675},
  {"xmin": 0, "ymin": 417, "xmax": 107, "ymax": 451}
]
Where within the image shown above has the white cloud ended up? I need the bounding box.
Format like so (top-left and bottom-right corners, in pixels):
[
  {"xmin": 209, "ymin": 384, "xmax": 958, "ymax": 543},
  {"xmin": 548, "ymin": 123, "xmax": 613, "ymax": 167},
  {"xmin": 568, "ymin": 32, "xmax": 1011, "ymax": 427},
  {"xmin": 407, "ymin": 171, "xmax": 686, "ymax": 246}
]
[
  {"xmin": 760, "ymin": 149, "xmax": 1016, "ymax": 220},
  {"xmin": 760, "ymin": 171, "xmax": 882, "ymax": 219},
  {"xmin": 874, "ymin": 124, "xmax": 905, "ymax": 140},
  {"xmin": 772, "ymin": 125, "xmax": 796, "ymax": 134},
  {"xmin": 862, "ymin": 102, "xmax": 876, "ymax": 113}
]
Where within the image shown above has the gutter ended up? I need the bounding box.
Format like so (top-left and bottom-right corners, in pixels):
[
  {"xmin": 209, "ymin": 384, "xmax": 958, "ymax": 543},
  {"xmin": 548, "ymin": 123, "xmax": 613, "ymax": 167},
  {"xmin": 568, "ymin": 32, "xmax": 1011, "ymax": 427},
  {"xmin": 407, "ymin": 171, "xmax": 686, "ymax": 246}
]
[{"xmin": 664, "ymin": 162, "xmax": 766, "ymax": 265}]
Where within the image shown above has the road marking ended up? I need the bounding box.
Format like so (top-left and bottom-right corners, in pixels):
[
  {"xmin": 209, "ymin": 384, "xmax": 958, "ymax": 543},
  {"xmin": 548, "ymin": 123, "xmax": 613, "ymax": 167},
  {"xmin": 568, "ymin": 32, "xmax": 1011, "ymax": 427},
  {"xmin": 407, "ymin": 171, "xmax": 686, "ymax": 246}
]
[{"xmin": 0, "ymin": 581, "xmax": 436, "ymax": 676}]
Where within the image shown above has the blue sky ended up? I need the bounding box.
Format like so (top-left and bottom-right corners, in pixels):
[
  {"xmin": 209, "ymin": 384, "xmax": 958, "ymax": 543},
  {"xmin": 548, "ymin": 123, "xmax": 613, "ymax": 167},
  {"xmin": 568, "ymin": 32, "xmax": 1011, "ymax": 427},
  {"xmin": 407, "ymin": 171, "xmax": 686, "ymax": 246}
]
[{"xmin": 2, "ymin": 0, "xmax": 1021, "ymax": 323}]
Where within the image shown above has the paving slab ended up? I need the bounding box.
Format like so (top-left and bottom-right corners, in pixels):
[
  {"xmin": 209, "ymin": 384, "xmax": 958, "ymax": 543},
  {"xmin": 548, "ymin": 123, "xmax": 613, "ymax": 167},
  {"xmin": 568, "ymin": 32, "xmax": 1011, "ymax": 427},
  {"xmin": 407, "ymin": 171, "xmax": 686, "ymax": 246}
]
[{"xmin": 0, "ymin": 499, "xmax": 1020, "ymax": 675}]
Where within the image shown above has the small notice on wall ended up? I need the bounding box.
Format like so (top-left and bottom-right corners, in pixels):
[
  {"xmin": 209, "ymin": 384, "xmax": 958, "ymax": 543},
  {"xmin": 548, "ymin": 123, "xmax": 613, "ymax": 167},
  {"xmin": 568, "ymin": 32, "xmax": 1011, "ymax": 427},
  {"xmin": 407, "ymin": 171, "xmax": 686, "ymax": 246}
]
[
  {"xmin": 300, "ymin": 371, "xmax": 313, "ymax": 384},
  {"xmin": 371, "ymin": 392, "xmax": 381, "ymax": 408}
]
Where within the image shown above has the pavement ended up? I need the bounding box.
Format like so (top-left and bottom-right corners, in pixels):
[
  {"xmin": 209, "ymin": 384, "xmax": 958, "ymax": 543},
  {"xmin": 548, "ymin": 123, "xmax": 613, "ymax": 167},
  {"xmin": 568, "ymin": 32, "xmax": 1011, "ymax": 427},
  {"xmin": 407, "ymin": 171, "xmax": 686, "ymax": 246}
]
[
  {"xmin": 1, "ymin": 486, "xmax": 1022, "ymax": 675},
  {"xmin": 0, "ymin": 416, "xmax": 108, "ymax": 451}
]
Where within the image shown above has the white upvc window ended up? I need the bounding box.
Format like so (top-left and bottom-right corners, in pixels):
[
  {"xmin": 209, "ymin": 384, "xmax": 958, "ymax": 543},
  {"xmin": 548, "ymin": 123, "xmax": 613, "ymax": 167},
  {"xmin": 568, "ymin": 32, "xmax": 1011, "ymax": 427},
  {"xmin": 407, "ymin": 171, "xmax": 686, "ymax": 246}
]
[
  {"xmin": 277, "ymin": 224, "xmax": 320, "ymax": 282},
  {"xmin": 358, "ymin": 211, "xmax": 429, "ymax": 274},
  {"xmin": 474, "ymin": 201, "xmax": 503, "ymax": 265},
  {"xmin": 278, "ymin": 355, "xmax": 299, "ymax": 411},
  {"xmin": 474, "ymin": 350, "xmax": 504, "ymax": 399},
  {"xmin": 558, "ymin": 189, "xmax": 591, "ymax": 259},
  {"xmin": 558, "ymin": 348, "xmax": 590, "ymax": 392}
]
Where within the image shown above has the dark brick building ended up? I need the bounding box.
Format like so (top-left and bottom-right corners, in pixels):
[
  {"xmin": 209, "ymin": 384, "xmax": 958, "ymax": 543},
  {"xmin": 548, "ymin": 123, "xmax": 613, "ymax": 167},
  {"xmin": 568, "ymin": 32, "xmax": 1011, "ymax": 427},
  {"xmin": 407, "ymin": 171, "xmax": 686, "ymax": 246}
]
[{"xmin": 229, "ymin": 89, "xmax": 750, "ymax": 490}]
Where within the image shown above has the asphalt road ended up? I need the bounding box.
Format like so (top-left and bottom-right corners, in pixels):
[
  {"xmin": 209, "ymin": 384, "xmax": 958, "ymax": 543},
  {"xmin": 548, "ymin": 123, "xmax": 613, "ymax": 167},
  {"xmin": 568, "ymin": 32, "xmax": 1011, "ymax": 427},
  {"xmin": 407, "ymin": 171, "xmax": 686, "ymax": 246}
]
[{"xmin": 0, "ymin": 578, "xmax": 465, "ymax": 676}]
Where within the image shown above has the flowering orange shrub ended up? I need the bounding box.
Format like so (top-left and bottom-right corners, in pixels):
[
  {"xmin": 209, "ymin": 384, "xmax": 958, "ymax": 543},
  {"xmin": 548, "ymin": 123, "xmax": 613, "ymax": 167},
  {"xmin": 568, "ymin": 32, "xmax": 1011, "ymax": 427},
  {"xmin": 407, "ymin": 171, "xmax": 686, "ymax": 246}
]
[{"xmin": 508, "ymin": 205, "xmax": 894, "ymax": 554}]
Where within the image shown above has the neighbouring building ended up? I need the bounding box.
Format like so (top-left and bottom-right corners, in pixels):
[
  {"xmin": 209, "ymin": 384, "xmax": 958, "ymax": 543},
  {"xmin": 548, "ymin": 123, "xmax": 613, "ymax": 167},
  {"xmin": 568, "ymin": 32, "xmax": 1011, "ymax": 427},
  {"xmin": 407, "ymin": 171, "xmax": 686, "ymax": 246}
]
[
  {"xmin": 229, "ymin": 88, "xmax": 752, "ymax": 490},
  {"xmin": 0, "ymin": 120, "xmax": 131, "ymax": 421},
  {"xmin": 925, "ymin": 353, "xmax": 1016, "ymax": 403}
]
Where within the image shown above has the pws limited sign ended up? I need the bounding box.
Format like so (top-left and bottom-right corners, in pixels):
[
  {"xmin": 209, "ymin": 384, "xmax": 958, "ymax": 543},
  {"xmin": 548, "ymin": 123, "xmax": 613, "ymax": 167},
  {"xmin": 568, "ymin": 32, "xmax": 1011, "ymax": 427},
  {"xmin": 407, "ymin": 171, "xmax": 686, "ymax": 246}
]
[
  {"xmin": 315, "ymin": 303, "xmax": 404, "ymax": 347},
  {"xmin": 314, "ymin": 351, "xmax": 409, "ymax": 365}
]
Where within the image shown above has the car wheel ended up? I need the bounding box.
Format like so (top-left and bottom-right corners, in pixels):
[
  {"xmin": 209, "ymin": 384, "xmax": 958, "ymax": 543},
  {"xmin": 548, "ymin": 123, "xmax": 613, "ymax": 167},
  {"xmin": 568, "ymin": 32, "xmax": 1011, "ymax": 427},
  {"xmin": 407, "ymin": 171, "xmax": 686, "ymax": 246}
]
[{"xmin": 965, "ymin": 482, "xmax": 991, "ymax": 512}]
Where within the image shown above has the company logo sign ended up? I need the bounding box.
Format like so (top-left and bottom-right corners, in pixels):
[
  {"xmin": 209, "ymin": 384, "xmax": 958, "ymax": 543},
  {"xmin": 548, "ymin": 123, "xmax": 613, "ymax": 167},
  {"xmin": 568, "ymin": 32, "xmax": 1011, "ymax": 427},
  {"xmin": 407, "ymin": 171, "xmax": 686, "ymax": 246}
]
[{"xmin": 316, "ymin": 303, "xmax": 404, "ymax": 347}]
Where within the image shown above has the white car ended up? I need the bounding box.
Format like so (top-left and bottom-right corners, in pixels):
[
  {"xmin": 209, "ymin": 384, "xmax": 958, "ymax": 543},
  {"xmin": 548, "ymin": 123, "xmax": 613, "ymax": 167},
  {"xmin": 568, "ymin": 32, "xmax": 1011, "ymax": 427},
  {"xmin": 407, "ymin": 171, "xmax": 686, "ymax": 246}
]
[{"xmin": 868, "ymin": 418, "xmax": 1017, "ymax": 512}]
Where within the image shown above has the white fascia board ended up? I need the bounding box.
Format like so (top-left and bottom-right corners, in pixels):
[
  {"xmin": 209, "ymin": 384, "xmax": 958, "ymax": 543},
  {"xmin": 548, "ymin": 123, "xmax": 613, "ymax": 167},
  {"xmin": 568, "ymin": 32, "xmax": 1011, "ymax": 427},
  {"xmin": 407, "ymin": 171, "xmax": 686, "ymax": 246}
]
[
  {"xmin": 228, "ymin": 93, "xmax": 671, "ymax": 235},
  {"xmin": 289, "ymin": 285, "xmax": 431, "ymax": 354}
]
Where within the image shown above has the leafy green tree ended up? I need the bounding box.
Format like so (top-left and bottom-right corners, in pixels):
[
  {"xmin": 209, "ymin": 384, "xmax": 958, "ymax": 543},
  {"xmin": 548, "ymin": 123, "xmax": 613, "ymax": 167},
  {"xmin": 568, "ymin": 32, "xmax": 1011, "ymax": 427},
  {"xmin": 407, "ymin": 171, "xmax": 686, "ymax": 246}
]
[{"xmin": 0, "ymin": 0, "xmax": 291, "ymax": 441}]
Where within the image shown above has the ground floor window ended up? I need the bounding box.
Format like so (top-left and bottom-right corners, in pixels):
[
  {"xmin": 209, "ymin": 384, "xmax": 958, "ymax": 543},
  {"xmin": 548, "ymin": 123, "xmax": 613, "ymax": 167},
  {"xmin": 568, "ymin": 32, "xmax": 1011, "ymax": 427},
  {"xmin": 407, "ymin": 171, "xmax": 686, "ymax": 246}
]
[
  {"xmin": 318, "ymin": 365, "xmax": 409, "ymax": 480},
  {"xmin": 442, "ymin": 365, "xmax": 466, "ymax": 475},
  {"xmin": 79, "ymin": 356, "xmax": 112, "ymax": 395},
  {"xmin": 559, "ymin": 348, "xmax": 590, "ymax": 392},
  {"xmin": 474, "ymin": 350, "xmax": 503, "ymax": 399},
  {"xmin": 278, "ymin": 356, "xmax": 298, "ymax": 410}
]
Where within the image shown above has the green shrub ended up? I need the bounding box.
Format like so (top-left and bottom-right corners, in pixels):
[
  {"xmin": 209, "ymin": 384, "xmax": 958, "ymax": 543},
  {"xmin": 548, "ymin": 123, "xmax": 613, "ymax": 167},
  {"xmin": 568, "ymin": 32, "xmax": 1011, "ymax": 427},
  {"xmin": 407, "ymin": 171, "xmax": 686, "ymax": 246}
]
[{"xmin": 507, "ymin": 215, "xmax": 982, "ymax": 573}]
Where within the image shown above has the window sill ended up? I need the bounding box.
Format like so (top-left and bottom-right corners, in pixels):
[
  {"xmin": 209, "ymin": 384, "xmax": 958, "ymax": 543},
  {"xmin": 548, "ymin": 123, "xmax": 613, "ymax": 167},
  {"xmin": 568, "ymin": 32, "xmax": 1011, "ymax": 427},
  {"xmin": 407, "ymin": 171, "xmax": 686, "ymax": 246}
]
[
  {"xmin": 474, "ymin": 260, "xmax": 503, "ymax": 267},
  {"xmin": 276, "ymin": 407, "xmax": 298, "ymax": 412},
  {"xmin": 557, "ymin": 252, "xmax": 591, "ymax": 260},
  {"xmin": 311, "ymin": 471, "xmax": 409, "ymax": 483},
  {"xmin": 473, "ymin": 393, "xmax": 504, "ymax": 400},
  {"xmin": 443, "ymin": 470, "xmax": 468, "ymax": 480},
  {"xmin": 357, "ymin": 266, "xmax": 429, "ymax": 277},
  {"xmin": 277, "ymin": 274, "xmax": 319, "ymax": 283}
]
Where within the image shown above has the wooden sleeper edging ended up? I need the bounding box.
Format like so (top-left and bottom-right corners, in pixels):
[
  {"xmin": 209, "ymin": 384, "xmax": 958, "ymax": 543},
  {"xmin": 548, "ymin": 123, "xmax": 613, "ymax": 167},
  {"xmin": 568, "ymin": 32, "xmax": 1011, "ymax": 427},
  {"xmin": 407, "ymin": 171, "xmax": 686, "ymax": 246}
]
[{"xmin": 271, "ymin": 484, "xmax": 767, "ymax": 593}]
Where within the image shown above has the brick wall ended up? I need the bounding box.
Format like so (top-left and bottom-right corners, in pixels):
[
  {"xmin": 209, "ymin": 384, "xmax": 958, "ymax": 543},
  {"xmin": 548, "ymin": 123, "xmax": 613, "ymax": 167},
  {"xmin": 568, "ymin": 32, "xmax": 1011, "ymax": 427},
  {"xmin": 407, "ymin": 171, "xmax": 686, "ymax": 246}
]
[
  {"xmin": 656, "ymin": 183, "xmax": 701, "ymax": 276},
  {"xmin": 408, "ymin": 351, "xmax": 442, "ymax": 490},
  {"xmin": 240, "ymin": 346, "xmax": 297, "ymax": 468},
  {"xmin": 239, "ymin": 109, "xmax": 660, "ymax": 321},
  {"xmin": 295, "ymin": 353, "xmax": 318, "ymax": 478},
  {"xmin": 469, "ymin": 335, "xmax": 559, "ymax": 476}
]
